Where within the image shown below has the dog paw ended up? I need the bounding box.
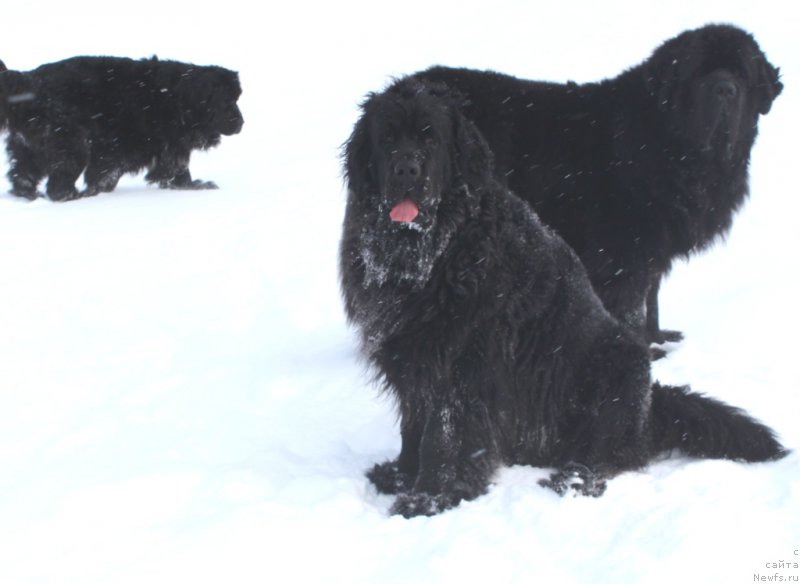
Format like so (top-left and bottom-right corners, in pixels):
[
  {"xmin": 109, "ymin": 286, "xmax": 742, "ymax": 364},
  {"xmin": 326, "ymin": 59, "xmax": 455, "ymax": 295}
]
[
  {"xmin": 650, "ymin": 347, "xmax": 668, "ymax": 361},
  {"xmin": 367, "ymin": 461, "xmax": 413, "ymax": 495},
  {"xmin": 191, "ymin": 179, "xmax": 218, "ymax": 190},
  {"xmin": 80, "ymin": 187, "xmax": 102, "ymax": 198},
  {"xmin": 538, "ymin": 463, "xmax": 607, "ymax": 497},
  {"xmin": 10, "ymin": 185, "xmax": 40, "ymax": 200},
  {"xmin": 160, "ymin": 178, "xmax": 218, "ymax": 190},
  {"xmin": 648, "ymin": 328, "xmax": 684, "ymax": 345},
  {"xmin": 50, "ymin": 189, "xmax": 84, "ymax": 203},
  {"xmin": 659, "ymin": 329, "xmax": 684, "ymax": 343},
  {"xmin": 390, "ymin": 492, "xmax": 457, "ymax": 518}
]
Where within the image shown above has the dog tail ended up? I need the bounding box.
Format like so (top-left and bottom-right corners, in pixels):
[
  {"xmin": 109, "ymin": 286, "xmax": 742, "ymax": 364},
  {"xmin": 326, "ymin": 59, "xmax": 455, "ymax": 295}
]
[{"xmin": 649, "ymin": 383, "xmax": 787, "ymax": 462}]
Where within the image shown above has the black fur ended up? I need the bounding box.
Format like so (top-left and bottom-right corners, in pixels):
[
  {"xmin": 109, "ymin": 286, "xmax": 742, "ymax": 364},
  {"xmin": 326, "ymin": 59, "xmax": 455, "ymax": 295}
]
[
  {"xmin": 340, "ymin": 78, "xmax": 785, "ymax": 517},
  {"xmin": 0, "ymin": 56, "xmax": 243, "ymax": 201},
  {"xmin": 413, "ymin": 24, "xmax": 782, "ymax": 345}
]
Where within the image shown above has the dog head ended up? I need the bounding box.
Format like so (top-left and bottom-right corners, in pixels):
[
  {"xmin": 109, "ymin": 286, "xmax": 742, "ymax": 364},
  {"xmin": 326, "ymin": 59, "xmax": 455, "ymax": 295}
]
[
  {"xmin": 644, "ymin": 24, "xmax": 782, "ymax": 159},
  {"xmin": 175, "ymin": 65, "xmax": 244, "ymax": 137},
  {"xmin": 206, "ymin": 68, "xmax": 244, "ymax": 136},
  {"xmin": 345, "ymin": 78, "xmax": 490, "ymax": 231},
  {"xmin": 343, "ymin": 78, "xmax": 493, "ymax": 286}
]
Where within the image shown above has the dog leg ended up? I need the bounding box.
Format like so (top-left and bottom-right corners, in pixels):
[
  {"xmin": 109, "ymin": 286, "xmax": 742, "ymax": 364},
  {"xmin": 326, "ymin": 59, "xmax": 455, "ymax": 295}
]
[
  {"xmin": 590, "ymin": 265, "xmax": 679, "ymax": 360},
  {"xmin": 539, "ymin": 329, "xmax": 651, "ymax": 498},
  {"xmin": 595, "ymin": 273, "xmax": 648, "ymax": 335},
  {"xmin": 46, "ymin": 170, "xmax": 84, "ymax": 202},
  {"xmin": 367, "ymin": 416, "xmax": 423, "ymax": 494},
  {"xmin": 42, "ymin": 129, "xmax": 89, "ymax": 202},
  {"xmin": 390, "ymin": 406, "xmax": 462, "ymax": 517},
  {"xmin": 147, "ymin": 152, "xmax": 218, "ymax": 190},
  {"xmin": 83, "ymin": 165, "xmax": 123, "ymax": 197},
  {"xmin": 390, "ymin": 403, "xmax": 498, "ymax": 517},
  {"xmin": 6, "ymin": 137, "xmax": 44, "ymax": 199}
]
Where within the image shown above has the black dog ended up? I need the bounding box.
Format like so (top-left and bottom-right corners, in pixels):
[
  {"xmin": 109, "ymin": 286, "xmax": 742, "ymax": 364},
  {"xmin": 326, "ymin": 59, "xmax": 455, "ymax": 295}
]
[
  {"xmin": 414, "ymin": 24, "xmax": 782, "ymax": 346},
  {"xmin": 340, "ymin": 78, "xmax": 784, "ymax": 517},
  {"xmin": 0, "ymin": 56, "xmax": 243, "ymax": 201}
]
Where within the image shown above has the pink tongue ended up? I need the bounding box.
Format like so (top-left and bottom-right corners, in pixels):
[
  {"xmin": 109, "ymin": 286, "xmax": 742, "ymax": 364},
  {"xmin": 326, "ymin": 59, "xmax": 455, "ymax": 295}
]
[{"xmin": 389, "ymin": 198, "xmax": 419, "ymax": 223}]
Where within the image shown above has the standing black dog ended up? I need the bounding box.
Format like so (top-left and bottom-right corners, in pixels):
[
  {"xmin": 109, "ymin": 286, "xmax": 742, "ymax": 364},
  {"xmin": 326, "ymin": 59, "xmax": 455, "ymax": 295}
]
[
  {"xmin": 0, "ymin": 56, "xmax": 243, "ymax": 201},
  {"xmin": 413, "ymin": 24, "xmax": 782, "ymax": 346},
  {"xmin": 340, "ymin": 78, "xmax": 784, "ymax": 517}
]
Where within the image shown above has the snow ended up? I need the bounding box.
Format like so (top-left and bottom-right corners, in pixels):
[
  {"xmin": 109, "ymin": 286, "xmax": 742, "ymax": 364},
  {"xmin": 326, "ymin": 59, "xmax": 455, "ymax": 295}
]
[{"xmin": 1, "ymin": 1, "xmax": 798, "ymax": 583}]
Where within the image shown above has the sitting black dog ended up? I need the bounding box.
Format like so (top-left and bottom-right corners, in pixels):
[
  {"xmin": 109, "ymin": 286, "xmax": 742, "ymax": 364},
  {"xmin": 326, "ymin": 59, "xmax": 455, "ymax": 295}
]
[
  {"xmin": 0, "ymin": 55, "xmax": 243, "ymax": 201},
  {"xmin": 340, "ymin": 78, "xmax": 785, "ymax": 517}
]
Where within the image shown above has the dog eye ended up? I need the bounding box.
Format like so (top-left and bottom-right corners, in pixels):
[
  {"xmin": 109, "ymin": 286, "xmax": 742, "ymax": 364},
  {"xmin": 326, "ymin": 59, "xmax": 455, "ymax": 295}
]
[
  {"xmin": 381, "ymin": 133, "xmax": 395, "ymax": 145},
  {"xmin": 420, "ymin": 124, "xmax": 437, "ymax": 144}
]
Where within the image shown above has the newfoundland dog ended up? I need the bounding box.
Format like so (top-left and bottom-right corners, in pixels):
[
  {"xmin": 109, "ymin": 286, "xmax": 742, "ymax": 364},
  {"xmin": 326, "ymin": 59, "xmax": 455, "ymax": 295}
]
[
  {"xmin": 413, "ymin": 24, "xmax": 782, "ymax": 346},
  {"xmin": 0, "ymin": 55, "xmax": 243, "ymax": 201},
  {"xmin": 340, "ymin": 78, "xmax": 784, "ymax": 517}
]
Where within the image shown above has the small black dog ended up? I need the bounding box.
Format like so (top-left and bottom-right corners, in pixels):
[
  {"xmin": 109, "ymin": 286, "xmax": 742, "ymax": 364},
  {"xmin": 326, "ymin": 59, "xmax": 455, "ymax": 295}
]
[
  {"xmin": 0, "ymin": 55, "xmax": 243, "ymax": 201},
  {"xmin": 414, "ymin": 24, "xmax": 782, "ymax": 346},
  {"xmin": 340, "ymin": 78, "xmax": 785, "ymax": 517}
]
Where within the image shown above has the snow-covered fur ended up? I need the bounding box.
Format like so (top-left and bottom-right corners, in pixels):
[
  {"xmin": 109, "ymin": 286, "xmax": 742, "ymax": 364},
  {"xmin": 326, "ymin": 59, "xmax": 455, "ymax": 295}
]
[
  {"xmin": 413, "ymin": 24, "xmax": 782, "ymax": 347},
  {"xmin": 339, "ymin": 78, "xmax": 785, "ymax": 517},
  {"xmin": 0, "ymin": 56, "xmax": 243, "ymax": 201}
]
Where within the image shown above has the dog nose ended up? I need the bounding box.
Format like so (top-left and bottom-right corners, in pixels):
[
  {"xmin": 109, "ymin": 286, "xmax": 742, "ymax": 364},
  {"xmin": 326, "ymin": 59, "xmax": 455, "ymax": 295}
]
[
  {"xmin": 712, "ymin": 79, "xmax": 738, "ymax": 100},
  {"xmin": 393, "ymin": 159, "xmax": 422, "ymax": 182}
]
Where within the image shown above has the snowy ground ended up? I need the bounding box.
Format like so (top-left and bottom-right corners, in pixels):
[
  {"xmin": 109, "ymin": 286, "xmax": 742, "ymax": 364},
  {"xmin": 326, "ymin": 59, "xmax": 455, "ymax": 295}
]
[{"xmin": 1, "ymin": 1, "xmax": 798, "ymax": 582}]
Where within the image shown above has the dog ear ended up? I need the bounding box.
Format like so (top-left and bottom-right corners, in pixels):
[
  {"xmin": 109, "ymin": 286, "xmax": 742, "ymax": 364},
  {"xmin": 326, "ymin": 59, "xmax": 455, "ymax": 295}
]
[
  {"xmin": 0, "ymin": 70, "xmax": 35, "ymax": 125},
  {"xmin": 451, "ymin": 105, "xmax": 493, "ymax": 186},
  {"xmin": 642, "ymin": 30, "xmax": 689, "ymax": 114},
  {"xmin": 755, "ymin": 60, "xmax": 782, "ymax": 115},
  {"xmin": 643, "ymin": 58, "xmax": 679, "ymax": 113},
  {"xmin": 200, "ymin": 68, "xmax": 243, "ymax": 134},
  {"xmin": 343, "ymin": 93, "xmax": 380, "ymax": 197},
  {"xmin": 0, "ymin": 60, "xmax": 6, "ymax": 73},
  {"xmin": 0, "ymin": 70, "xmax": 32, "ymax": 95}
]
